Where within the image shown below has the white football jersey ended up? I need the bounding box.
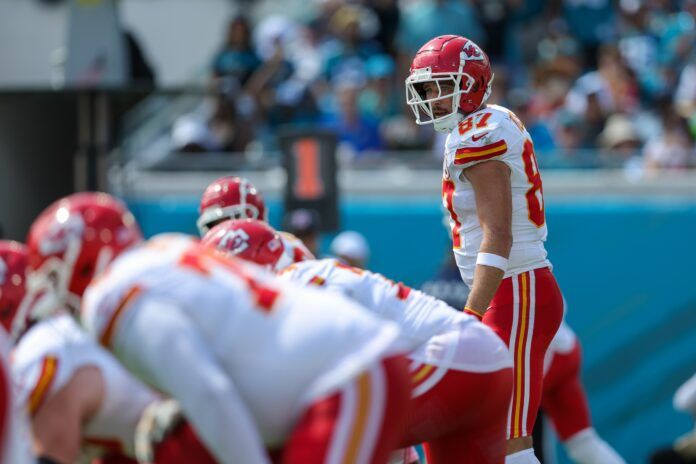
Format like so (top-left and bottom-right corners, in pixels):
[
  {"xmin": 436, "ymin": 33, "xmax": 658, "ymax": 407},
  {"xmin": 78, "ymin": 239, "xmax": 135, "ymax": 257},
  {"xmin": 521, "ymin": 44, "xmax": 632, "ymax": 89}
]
[
  {"xmin": 81, "ymin": 234, "xmax": 400, "ymax": 445},
  {"xmin": 279, "ymin": 259, "xmax": 512, "ymax": 381},
  {"xmin": 279, "ymin": 258, "xmax": 465, "ymax": 352},
  {"xmin": 442, "ymin": 104, "xmax": 551, "ymax": 287},
  {"xmin": 11, "ymin": 314, "xmax": 158, "ymax": 457}
]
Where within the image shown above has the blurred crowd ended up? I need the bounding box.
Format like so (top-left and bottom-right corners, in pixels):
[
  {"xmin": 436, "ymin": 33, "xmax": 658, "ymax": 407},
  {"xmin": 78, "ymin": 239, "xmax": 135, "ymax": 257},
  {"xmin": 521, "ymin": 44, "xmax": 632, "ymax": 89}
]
[{"xmin": 170, "ymin": 0, "xmax": 696, "ymax": 171}]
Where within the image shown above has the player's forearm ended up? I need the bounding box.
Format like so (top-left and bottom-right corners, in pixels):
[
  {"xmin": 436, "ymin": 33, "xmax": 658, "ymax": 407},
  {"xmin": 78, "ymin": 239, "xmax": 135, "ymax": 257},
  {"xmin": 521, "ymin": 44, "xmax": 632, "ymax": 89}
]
[
  {"xmin": 465, "ymin": 264, "xmax": 505, "ymax": 316},
  {"xmin": 465, "ymin": 231, "xmax": 510, "ymax": 316}
]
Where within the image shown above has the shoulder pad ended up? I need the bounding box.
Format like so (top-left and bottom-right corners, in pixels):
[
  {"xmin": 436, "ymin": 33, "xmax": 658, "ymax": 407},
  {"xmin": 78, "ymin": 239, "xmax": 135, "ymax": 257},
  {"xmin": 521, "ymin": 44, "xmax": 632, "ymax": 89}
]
[{"xmin": 450, "ymin": 105, "xmax": 525, "ymax": 168}]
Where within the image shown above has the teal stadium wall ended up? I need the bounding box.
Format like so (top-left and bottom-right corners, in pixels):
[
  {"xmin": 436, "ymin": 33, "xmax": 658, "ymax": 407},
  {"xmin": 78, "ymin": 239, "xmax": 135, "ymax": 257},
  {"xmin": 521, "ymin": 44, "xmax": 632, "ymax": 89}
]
[{"xmin": 127, "ymin": 195, "xmax": 696, "ymax": 463}]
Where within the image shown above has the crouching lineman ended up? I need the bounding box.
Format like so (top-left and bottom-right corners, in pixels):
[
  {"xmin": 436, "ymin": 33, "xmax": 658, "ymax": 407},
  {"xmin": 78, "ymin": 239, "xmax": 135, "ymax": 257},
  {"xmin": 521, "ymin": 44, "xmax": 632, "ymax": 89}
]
[
  {"xmin": 4, "ymin": 238, "xmax": 212, "ymax": 464},
  {"xmin": 196, "ymin": 175, "xmax": 315, "ymax": 262},
  {"xmin": 203, "ymin": 219, "xmax": 514, "ymax": 464},
  {"xmin": 27, "ymin": 192, "xmax": 411, "ymax": 464}
]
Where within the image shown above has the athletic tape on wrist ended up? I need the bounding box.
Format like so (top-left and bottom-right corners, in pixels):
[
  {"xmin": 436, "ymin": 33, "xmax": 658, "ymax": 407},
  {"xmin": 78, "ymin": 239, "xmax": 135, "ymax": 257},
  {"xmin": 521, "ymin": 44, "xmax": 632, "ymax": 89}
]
[{"xmin": 476, "ymin": 252, "xmax": 509, "ymax": 271}]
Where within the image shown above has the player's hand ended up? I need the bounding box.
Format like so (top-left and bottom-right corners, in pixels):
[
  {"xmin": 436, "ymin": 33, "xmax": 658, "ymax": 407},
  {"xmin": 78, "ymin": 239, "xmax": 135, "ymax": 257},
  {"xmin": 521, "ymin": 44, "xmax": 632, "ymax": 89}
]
[{"xmin": 135, "ymin": 399, "xmax": 184, "ymax": 463}]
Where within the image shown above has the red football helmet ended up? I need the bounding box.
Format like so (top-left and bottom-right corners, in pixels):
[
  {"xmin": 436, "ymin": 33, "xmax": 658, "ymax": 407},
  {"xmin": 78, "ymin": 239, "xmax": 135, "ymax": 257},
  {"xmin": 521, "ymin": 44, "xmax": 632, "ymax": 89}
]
[
  {"xmin": 201, "ymin": 219, "xmax": 288, "ymax": 271},
  {"xmin": 197, "ymin": 176, "xmax": 267, "ymax": 236},
  {"xmin": 0, "ymin": 241, "xmax": 28, "ymax": 334},
  {"xmin": 26, "ymin": 192, "xmax": 143, "ymax": 318},
  {"xmin": 405, "ymin": 35, "xmax": 493, "ymax": 133}
]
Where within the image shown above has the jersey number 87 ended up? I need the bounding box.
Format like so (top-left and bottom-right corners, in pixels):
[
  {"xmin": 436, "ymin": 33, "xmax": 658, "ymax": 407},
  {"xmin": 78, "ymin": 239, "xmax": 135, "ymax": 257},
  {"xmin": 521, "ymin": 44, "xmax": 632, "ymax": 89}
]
[{"xmin": 442, "ymin": 138, "xmax": 546, "ymax": 247}]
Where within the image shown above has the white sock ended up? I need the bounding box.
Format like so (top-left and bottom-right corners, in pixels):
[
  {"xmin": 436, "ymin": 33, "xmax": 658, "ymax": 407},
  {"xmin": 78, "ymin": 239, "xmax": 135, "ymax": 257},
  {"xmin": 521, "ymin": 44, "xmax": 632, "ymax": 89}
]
[
  {"xmin": 505, "ymin": 449, "xmax": 541, "ymax": 464},
  {"xmin": 564, "ymin": 427, "xmax": 626, "ymax": 464}
]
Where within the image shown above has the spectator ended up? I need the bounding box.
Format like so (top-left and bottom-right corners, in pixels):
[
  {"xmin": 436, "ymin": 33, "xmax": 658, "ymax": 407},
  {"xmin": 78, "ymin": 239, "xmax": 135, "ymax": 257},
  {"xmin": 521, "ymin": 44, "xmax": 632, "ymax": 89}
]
[
  {"xmin": 321, "ymin": 80, "xmax": 383, "ymax": 157},
  {"xmin": 397, "ymin": 0, "xmax": 486, "ymax": 56},
  {"xmin": 330, "ymin": 230, "xmax": 370, "ymax": 269},
  {"xmin": 290, "ymin": 19, "xmax": 325, "ymax": 83},
  {"xmin": 171, "ymin": 81, "xmax": 254, "ymax": 153},
  {"xmin": 367, "ymin": 0, "xmax": 401, "ymax": 56},
  {"xmin": 535, "ymin": 18, "xmax": 583, "ymax": 82},
  {"xmin": 643, "ymin": 112, "xmax": 694, "ymax": 170},
  {"xmin": 657, "ymin": 0, "xmax": 696, "ymax": 68},
  {"xmin": 566, "ymin": 44, "xmax": 639, "ymax": 119},
  {"xmin": 617, "ymin": 5, "xmax": 664, "ymax": 99},
  {"xmin": 321, "ymin": 4, "xmax": 382, "ymax": 85},
  {"xmin": 248, "ymin": 19, "xmax": 318, "ymax": 130},
  {"xmin": 282, "ymin": 208, "xmax": 322, "ymax": 257},
  {"xmin": 554, "ymin": 110, "xmax": 587, "ymax": 153},
  {"xmin": 508, "ymin": 89, "xmax": 556, "ymax": 154},
  {"xmin": 597, "ymin": 114, "xmax": 642, "ymax": 166},
  {"xmin": 211, "ymin": 15, "xmax": 262, "ymax": 85},
  {"xmin": 526, "ymin": 65, "xmax": 574, "ymax": 124},
  {"xmin": 560, "ymin": 0, "xmax": 616, "ymax": 68},
  {"xmin": 358, "ymin": 54, "xmax": 400, "ymax": 120},
  {"xmin": 675, "ymin": 61, "xmax": 696, "ymax": 121}
]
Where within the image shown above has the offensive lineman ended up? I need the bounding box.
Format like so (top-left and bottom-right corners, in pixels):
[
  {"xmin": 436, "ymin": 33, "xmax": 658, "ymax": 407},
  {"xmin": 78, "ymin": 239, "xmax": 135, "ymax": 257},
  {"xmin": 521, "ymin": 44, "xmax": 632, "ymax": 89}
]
[
  {"xmin": 203, "ymin": 218, "xmax": 514, "ymax": 464},
  {"xmin": 405, "ymin": 35, "xmax": 564, "ymax": 463},
  {"xmin": 26, "ymin": 192, "xmax": 411, "ymax": 464},
  {"xmin": 197, "ymin": 175, "xmax": 315, "ymax": 262},
  {"xmin": 3, "ymin": 240, "xmax": 212, "ymax": 464}
]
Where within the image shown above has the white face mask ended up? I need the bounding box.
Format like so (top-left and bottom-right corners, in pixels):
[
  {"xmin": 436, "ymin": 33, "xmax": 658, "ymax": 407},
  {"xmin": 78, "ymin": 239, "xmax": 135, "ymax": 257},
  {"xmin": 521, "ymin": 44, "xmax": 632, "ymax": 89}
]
[
  {"xmin": 405, "ymin": 67, "xmax": 495, "ymax": 133},
  {"xmin": 405, "ymin": 68, "xmax": 473, "ymax": 133}
]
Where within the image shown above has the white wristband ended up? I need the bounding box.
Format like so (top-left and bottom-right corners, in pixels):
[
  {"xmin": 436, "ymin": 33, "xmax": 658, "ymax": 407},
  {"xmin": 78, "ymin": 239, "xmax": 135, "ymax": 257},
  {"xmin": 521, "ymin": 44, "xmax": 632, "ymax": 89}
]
[{"xmin": 476, "ymin": 252, "xmax": 509, "ymax": 271}]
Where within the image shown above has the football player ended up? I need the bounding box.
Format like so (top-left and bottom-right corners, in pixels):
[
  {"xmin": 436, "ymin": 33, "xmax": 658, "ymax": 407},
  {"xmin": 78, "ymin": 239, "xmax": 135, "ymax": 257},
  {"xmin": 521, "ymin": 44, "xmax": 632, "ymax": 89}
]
[
  {"xmin": 197, "ymin": 175, "xmax": 268, "ymax": 235},
  {"xmin": 203, "ymin": 219, "xmax": 514, "ymax": 464},
  {"xmin": 405, "ymin": 35, "xmax": 565, "ymax": 463},
  {"xmin": 4, "ymin": 239, "xmax": 211, "ymax": 464},
  {"xmin": 196, "ymin": 175, "xmax": 315, "ymax": 262},
  {"xmin": 27, "ymin": 192, "xmax": 411, "ymax": 464}
]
